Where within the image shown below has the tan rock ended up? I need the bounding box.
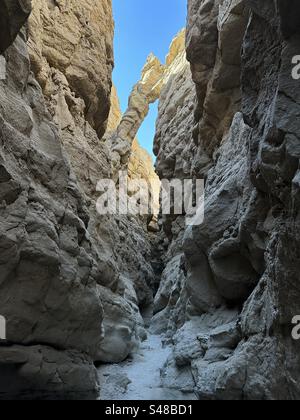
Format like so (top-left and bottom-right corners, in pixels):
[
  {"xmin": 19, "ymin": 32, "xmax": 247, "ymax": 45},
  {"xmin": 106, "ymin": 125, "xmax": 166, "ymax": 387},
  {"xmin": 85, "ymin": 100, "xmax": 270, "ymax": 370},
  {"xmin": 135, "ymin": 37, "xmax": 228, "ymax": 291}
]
[
  {"xmin": 27, "ymin": 0, "xmax": 114, "ymax": 138},
  {"xmin": 166, "ymin": 28, "xmax": 186, "ymax": 66},
  {"xmin": 109, "ymin": 54, "xmax": 165, "ymax": 169},
  {"xmin": 105, "ymin": 80, "xmax": 161, "ymax": 219},
  {"xmin": 106, "ymin": 84, "xmax": 123, "ymax": 134},
  {"xmin": 26, "ymin": 0, "xmax": 161, "ymax": 369},
  {"xmin": 0, "ymin": 26, "xmax": 104, "ymax": 399}
]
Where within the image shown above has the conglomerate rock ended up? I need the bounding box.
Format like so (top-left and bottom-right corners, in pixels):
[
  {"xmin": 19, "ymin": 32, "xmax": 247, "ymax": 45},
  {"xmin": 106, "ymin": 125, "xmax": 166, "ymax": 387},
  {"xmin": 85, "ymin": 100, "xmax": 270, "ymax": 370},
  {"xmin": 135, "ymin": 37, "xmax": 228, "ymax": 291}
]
[{"xmin": 153, "ymin": 0, "xmax": 300, "ymax": 400}]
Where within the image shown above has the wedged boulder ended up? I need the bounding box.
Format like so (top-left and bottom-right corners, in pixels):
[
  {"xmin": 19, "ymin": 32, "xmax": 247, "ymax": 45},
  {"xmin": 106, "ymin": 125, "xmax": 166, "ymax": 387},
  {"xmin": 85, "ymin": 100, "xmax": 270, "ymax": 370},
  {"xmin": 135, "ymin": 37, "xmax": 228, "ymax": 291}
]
[{"xmin": 96, "ymin": 286, "xmax": 142, "ymax": 363}]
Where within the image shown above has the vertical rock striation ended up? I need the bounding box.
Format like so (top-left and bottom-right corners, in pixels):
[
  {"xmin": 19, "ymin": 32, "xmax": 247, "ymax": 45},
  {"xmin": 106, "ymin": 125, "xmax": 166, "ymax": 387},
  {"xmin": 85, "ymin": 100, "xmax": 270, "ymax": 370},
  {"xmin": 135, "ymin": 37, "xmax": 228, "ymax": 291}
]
[
  {"xmin": 186, "ymin": 0, "xmax": 248, "ymax": 176},
  {"xmin": 1, "ymin": 0, "xmax": 300, "ymax": 401},
  {"xmin": 154, "ymin": 0, "xmax": 300, "ymax": 400},
  {"xmin": 0, "ymin": 0, "xmax": 104, "ymax": 398},
  {"xmin": 0, "ymin": 0, "xmax": 157, "ymax": 399},
  {"xmin": 26, "ymin": 0, "xmax": 161, "ymax": 368},
  {"xmin": 28, "ymin": 0, "xmax": 114, "ymax": 139}
]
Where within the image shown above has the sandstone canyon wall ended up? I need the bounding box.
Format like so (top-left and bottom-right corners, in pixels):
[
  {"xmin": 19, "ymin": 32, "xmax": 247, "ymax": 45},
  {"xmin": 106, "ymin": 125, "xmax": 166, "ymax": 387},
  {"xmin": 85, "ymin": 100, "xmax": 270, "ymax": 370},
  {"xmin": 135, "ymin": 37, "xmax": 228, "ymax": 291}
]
[
  {"xmin": 0, "ymin": 0, "xmax": 105, "ymax": 399},
  {"xmin": 1, "ymin": 0, "xmax": 300, "ymax": 401},
  {"xmin": 0, "ymin": 0, "xmax": 158, "ymax": 399},
  {"xmin": 153, "ymin": 0, "xmax": 300, "ymax": 400}
]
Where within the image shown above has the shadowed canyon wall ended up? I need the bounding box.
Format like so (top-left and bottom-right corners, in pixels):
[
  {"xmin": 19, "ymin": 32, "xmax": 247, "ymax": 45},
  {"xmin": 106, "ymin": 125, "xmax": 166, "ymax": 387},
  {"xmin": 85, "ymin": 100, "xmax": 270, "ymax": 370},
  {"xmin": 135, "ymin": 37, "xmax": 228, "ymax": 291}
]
[
  {"xmin": 0, "ymin": 0, "xmax": 31, "ymax": 54},
  {"xmin": 0, "ymin": 0, "xmax": 159, "ymax": 399},
  {"xmin": 153, "ymin": 0, "xmax": 300, "ymax": 400}
]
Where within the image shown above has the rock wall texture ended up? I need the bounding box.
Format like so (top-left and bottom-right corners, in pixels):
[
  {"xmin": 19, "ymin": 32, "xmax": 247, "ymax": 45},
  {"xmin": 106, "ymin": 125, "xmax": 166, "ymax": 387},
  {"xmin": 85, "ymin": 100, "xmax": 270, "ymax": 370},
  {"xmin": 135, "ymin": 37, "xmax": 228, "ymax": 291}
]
[
  {"xmin": 1, "ymin": 0, "xmax": 300, "ymax": 402},
  {"xmin": 153, "ymin": 0, "xmax": 300, "ymax": 400},
  {"xmin": 28, "ymin": 0, "xmax": 161, "ymax": 369},
  {"xmin": 27, "ymin": 0, "xmax": 114, "ymax": 139},
  {"xmin": 0, "ymin": 0, "xmax": 157, "ymax": 399},
  {"xmin": 107, "ymin": 31, "xmax": 194, "ymax": 180},
  {"xmin": 0, "ymin": 7, "xmax": 103, "ymax": 398}
]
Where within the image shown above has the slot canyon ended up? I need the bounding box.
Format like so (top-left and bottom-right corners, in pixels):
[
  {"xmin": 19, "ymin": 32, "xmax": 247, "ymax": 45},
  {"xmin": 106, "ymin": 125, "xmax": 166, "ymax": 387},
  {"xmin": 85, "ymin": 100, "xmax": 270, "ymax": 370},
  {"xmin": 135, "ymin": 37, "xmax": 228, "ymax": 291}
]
[{"xmin": 0, "ymin": 0, "xmax": 300, "ymax": 401}]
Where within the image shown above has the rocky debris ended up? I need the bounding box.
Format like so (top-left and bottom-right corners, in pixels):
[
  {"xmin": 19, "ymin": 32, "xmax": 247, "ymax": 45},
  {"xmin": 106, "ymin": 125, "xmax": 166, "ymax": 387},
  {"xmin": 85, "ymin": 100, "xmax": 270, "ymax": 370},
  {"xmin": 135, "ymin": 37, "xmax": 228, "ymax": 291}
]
[
  {"xmin": 98, "ymin": 334, "xmax": 197, "ymax": 400},
  {"xmin": 153, "ymin": 0, "xmax": 300, "ymax": 400},
  {"xmin": 161, "ymin": 309, "xmax": 239, "ymax": 394}
]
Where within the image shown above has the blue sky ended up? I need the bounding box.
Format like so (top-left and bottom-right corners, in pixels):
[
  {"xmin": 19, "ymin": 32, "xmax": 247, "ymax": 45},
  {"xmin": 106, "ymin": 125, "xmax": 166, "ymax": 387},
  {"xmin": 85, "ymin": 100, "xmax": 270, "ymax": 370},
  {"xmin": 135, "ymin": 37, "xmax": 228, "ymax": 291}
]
[{"xmin": 112, "ymin": 0, "xmax": 187, "ymax": 160}]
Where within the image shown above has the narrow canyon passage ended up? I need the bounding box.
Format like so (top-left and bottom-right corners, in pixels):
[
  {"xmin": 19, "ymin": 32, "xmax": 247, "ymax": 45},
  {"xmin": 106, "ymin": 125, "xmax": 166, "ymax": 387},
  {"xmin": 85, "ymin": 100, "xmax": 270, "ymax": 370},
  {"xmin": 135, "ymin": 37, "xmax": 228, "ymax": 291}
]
[
  {"xmin": 1, "ymin": 0, "xmax": 300, "ymax": 401},
  {"xmin": 98, "ymin": 332, "xmax": 197, "ymax": 401}
]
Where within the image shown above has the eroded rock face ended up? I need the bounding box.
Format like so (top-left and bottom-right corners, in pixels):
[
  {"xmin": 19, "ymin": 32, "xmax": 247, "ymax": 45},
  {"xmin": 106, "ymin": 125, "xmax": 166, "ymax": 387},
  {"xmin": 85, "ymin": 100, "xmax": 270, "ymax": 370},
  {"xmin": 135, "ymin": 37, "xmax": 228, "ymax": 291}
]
[
  {"xmin": 25, "ymin": 0, "xmax": 161, "ymax": 368},
  {"xmin": 27, "ymin": 0, "xmax": 114, "ymax": 138},
  {"xmin": 0, "ymin": 346, "xmax": 99, "ymax": 400},
  {"xmin": 186, "ymin": 0, "xmax": 248, "ymax": 176},
  {"xmin": 0, "ymin": 0, "xmax": 158, "ymax": 399},
  {"xmin": 2, "ymin": 0, "xmax": 300, "ymax": 401},
  {"xmin": 155, "ymin": 29, "xmax": 196, "ymax": 181},
  {"xmin": 0, "ymin": 25, "xmax": 103, "ymax": 399},
  {"xmin": 154, "ymin": 0, "xmax": 300, "ymax": 400},
  {"xmin": 32, "ymin": 57, "xmax": 158, "ymax": 365}
]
